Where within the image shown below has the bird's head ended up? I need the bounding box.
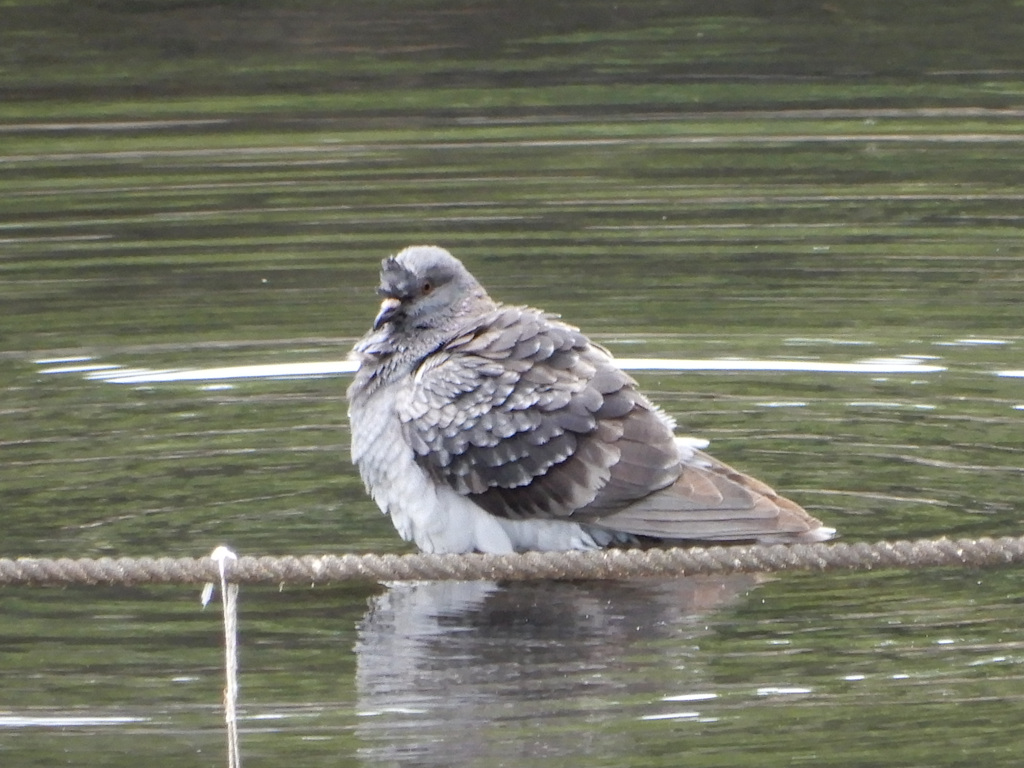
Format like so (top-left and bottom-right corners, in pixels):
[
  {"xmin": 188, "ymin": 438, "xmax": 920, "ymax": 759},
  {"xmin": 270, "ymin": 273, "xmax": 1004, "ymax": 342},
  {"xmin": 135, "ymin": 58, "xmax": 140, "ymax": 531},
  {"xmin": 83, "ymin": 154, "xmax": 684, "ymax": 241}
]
[{"xmin": 373, "ymin": 245, "xmax": 489, "ymax": 331}]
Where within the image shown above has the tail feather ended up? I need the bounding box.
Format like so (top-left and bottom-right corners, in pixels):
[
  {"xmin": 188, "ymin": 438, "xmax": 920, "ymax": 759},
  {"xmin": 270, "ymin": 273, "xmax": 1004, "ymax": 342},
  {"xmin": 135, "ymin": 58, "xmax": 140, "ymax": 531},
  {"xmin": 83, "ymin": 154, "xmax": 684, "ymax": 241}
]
[{"xmin": 592, "ymin": 449, "xmax": 833, "ymax": 544}]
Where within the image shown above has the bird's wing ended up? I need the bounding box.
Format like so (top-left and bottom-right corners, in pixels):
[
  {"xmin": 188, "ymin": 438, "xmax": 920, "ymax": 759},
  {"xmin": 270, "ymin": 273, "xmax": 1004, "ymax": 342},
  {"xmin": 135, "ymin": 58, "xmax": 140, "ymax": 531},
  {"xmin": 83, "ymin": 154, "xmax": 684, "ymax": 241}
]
[
  {"xmin": 593, "ymin": 445, "xmax": 829, "ymax": 541},
  {"xmin": 396, "ymin": 306, "xmax": 681, "ymax": 520}
]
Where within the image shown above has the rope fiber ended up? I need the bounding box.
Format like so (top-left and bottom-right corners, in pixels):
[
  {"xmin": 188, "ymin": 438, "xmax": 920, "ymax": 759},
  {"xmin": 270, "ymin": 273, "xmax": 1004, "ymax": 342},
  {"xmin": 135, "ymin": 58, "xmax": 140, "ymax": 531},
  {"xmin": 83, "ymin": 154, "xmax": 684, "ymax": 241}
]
[{"xmin": 2, "ymin": 535, "xmax": 1023, "ymax": 587}]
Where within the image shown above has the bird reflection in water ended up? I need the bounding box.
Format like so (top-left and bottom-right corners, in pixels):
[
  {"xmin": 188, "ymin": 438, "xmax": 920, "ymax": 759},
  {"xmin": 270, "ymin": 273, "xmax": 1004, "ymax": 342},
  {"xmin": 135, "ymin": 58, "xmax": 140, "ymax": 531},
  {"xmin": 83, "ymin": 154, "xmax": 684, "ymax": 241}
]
[{"xmin": 354, "ymin": 574, "xmax": 759, "ymax": 764}]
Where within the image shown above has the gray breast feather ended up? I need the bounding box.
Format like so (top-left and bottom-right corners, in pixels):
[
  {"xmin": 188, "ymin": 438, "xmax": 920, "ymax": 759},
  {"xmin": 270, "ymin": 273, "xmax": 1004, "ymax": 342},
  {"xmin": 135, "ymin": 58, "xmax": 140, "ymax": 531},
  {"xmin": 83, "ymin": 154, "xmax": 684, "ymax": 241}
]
[{"xmin": 396, "ymin": 306, "xmax": 681, "ymax": 520}]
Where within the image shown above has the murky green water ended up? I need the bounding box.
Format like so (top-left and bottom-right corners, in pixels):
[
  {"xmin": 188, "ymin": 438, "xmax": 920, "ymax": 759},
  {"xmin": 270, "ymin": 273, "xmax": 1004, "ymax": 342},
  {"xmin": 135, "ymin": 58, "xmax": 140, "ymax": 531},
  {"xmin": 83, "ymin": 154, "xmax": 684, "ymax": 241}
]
[{"xmin": 2, "ymin": 2, "xmax": 1024, "ymax": 766}]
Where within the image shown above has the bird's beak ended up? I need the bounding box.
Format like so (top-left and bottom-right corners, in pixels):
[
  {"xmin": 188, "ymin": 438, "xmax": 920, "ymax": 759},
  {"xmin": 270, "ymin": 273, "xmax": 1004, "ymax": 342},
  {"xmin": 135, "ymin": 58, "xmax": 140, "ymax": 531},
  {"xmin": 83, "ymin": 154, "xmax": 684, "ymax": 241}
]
[{"xmin": 373, "ymin": 297, "xmax": 403, "ymax": 330}]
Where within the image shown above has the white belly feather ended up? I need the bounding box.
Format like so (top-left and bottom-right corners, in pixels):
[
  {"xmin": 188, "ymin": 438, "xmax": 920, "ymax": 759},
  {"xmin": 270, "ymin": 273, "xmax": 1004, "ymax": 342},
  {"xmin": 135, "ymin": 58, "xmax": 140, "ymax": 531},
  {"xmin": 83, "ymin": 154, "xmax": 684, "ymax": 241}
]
[{"xmin": 350, "ymin": 384, "xmax": 602, "ymax": 554}]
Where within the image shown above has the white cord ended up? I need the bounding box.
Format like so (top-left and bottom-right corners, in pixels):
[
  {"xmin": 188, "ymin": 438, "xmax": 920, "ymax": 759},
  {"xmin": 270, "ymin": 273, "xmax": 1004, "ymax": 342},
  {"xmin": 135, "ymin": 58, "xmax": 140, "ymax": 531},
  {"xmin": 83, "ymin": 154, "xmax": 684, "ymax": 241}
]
[{"xmin": 205, "ymin": 546, "xmax": 241, "ymax": 768}]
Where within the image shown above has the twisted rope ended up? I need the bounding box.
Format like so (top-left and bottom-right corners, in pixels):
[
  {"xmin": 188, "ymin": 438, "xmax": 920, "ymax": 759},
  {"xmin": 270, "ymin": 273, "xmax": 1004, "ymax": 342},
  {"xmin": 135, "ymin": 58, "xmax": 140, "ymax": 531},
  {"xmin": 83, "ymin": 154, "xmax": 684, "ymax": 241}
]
[{"xmin": 2, "ymin": 535, "xmax": 1023, "ymax": 587}]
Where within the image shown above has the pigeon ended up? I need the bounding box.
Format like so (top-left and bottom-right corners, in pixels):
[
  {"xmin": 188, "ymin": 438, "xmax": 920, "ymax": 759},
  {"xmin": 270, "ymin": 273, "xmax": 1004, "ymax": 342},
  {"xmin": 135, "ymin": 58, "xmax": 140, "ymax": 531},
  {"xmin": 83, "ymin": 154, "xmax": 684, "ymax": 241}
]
[{"xmin": 348, "ymin": 245, "xmax": 835, "ymax": 554}]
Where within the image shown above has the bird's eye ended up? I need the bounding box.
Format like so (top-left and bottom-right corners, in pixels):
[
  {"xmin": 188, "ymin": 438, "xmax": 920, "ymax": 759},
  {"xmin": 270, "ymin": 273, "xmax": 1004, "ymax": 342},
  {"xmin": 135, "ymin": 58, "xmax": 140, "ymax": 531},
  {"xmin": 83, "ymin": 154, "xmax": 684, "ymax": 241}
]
[{"xmin": 421, "ymin": 281, "xmax": 433, "ymax": 294}]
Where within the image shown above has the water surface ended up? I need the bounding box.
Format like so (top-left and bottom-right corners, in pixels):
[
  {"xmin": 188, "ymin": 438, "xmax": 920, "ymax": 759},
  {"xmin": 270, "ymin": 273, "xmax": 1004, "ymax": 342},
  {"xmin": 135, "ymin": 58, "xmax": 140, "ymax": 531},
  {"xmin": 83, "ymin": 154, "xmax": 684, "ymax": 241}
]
[{"xmin": 2, "ymin": 2, "xmax": 1023, "ymax": 766}]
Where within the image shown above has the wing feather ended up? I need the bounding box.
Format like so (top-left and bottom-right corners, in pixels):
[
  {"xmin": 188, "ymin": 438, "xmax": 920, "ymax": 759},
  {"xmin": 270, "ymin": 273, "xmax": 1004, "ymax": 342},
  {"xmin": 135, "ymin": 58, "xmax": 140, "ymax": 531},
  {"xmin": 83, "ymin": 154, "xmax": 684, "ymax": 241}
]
[{"xmin": 397, "ymin": 305, "xmax": 679, "ymax": 520}]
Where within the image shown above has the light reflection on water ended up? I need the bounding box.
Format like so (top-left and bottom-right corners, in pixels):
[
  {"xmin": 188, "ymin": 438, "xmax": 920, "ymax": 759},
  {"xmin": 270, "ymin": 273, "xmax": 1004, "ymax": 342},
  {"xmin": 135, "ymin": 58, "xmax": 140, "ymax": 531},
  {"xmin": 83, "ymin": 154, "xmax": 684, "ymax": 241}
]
[
  {"xmin": 37, "ymin": 353, "xmax": 947, "ymax": 384},
  {"xmin": 0, "ymin": 715, "xmax": 149, "ymax": 728}
]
